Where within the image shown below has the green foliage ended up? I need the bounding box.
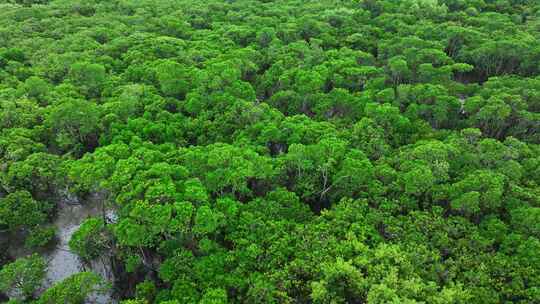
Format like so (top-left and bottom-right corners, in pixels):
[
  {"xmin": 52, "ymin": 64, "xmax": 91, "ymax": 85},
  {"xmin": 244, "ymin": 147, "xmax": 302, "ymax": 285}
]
[
  {"xmin": 37, "ymin": 272, "xmax": 110, "ymax": 304},
  {"xmin": 155, "ymin": 60, "xmax": 192, "ymax": 98},
  {"xmin": 0, "ymin": 0, "xmax": 539, "ymax": 302},
  {"xmin": 0, "ymin": 254, "xmax": 46, "ymax": 300},
  {"xmin": 44, "ymin": 98, "xmax": 100, "ymax": 153},
  {"xmin": 25, "ymin": 225, "xmax": 56, "ymax": 249},
  {"xmin": 21, "ymin": 76, "xmax": 50, "ymax": 104},
  {"xmin": 135, "ymin": 280, "xmax": 156, "ymax": 303},
  {"xmin": 67, "ymin": 62, "xmax": 107, "ymax": 98},
  {"xmin": 1, "ymin": 152, "xmax": 61, "ymax": 197},
  {"xmin": 69, "ymin": 217, "xmax": 110, "ymax": 260},
  {"xmin": 0, "ymin": 191, "xmax": 51, "ymax": 233},
  {"xmin": 194, "ymin": 205, "xmax": 224, "ymax": 236},
  {"xmin": 199, "ymin": 288, "xmax": 228, "ymax": 304}
]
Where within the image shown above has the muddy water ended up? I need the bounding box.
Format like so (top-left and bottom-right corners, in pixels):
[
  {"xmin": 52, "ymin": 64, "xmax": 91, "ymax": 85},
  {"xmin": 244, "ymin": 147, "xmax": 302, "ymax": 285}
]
[
  {"xmin": 7, "ymin": 191, "xmax": 117, "ymax": 303},
  {"xmin": 44, "ymin": 198, "xmax": 116, "ymax": 303}
]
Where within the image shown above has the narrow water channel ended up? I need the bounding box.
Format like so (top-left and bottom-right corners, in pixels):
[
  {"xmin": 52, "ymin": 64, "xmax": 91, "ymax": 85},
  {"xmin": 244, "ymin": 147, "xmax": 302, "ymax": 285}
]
[
  {"xmin": 7, "ymin": 192, "xmax": 116, "ymax": 303},
  {"xmin": 44, "ymin": 197, "xmax": 115, "ymax": 303}
]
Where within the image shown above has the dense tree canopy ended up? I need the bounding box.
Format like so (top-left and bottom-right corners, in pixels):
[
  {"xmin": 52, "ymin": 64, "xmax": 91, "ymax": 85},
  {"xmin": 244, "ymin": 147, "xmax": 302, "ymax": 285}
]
[{"xmin": 0, "ymin": 0, "xmax": 539, "ymax": 303}]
